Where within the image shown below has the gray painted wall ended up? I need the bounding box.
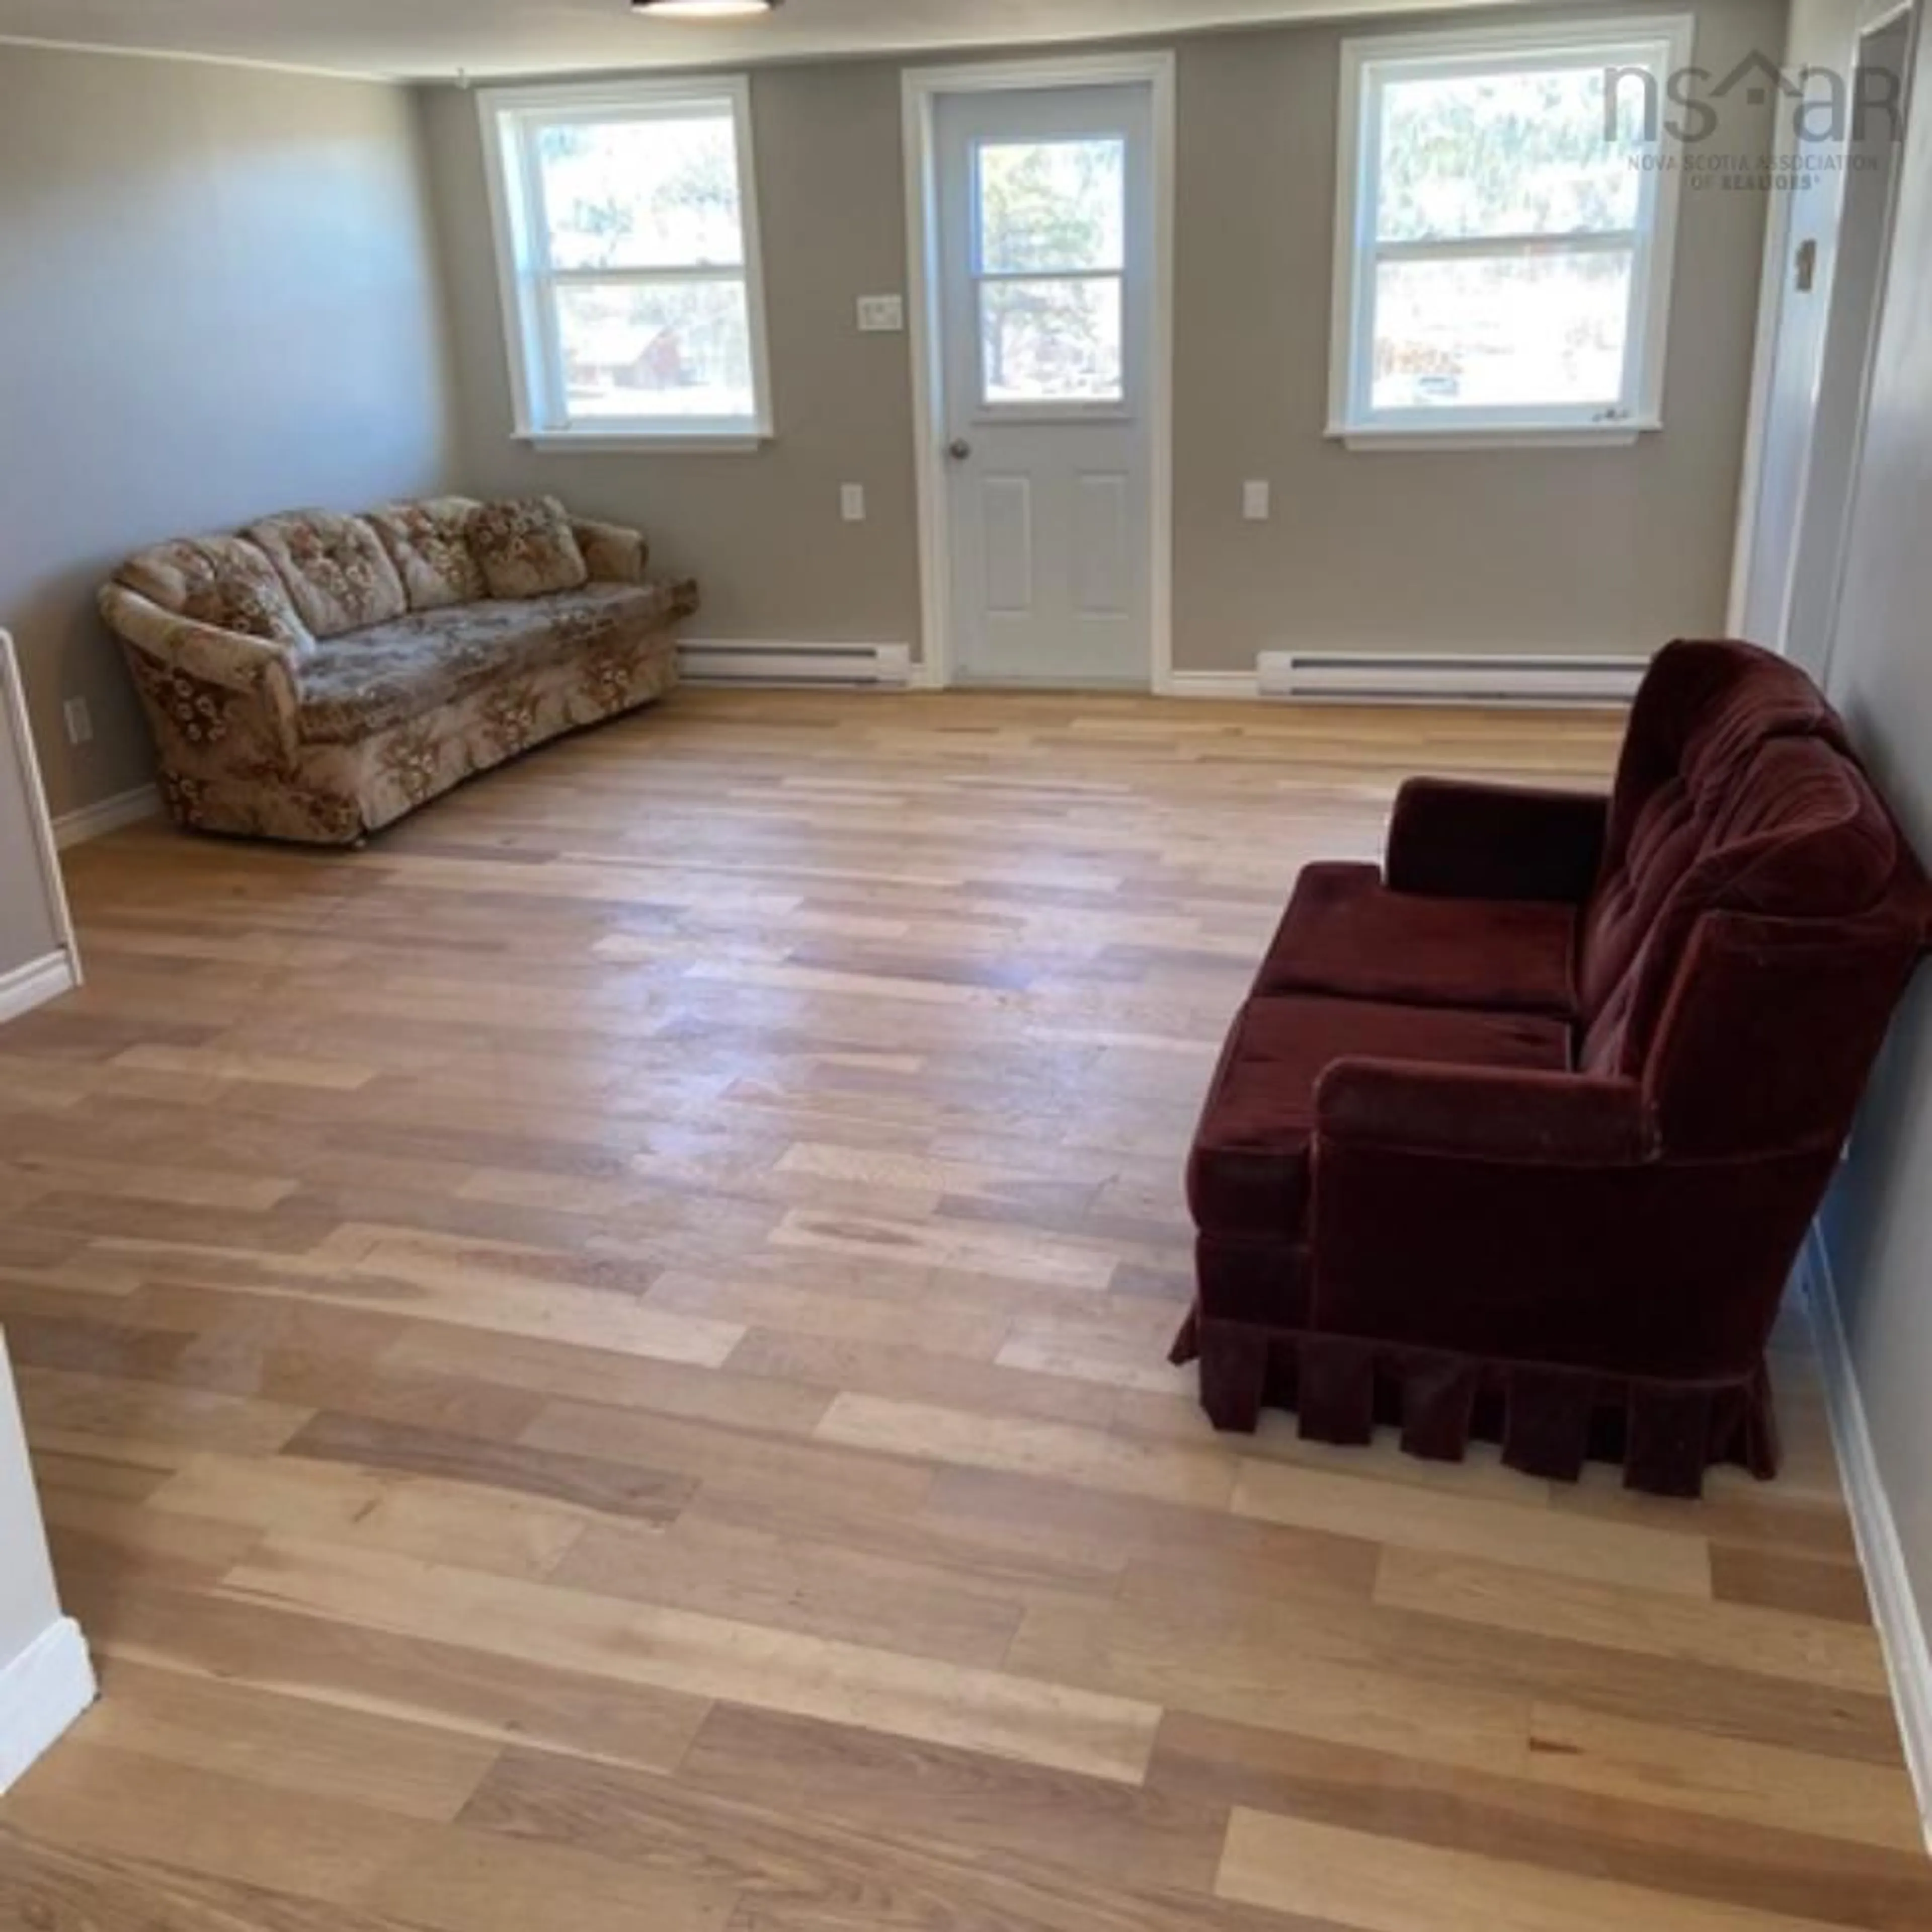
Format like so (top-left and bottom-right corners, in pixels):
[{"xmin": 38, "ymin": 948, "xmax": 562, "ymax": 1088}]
[
  {"xmin": 419, "ymin": 0, "xmax": 1784, "ymax": 674},
  {"xmin": 423, "ymin": 58, "xmax": 924, "ymax": 654},
  {"xmin": 1816, "ymin": 11, "xmax": 1932, "ymax": 1658},
  {"xmin": 0, "ymin": 44, "xmax": 458, "ymax": 821}
]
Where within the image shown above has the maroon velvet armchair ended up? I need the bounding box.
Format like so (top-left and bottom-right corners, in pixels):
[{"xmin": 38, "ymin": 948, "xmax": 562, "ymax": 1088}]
[{"xmin": 1176, "ymin": 641, "xmax": 1930, "ymax": 1496}]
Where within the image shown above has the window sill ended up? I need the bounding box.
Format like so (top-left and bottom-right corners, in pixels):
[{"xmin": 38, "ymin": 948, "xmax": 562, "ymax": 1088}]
[
  {"xmin": 512, "ymin": 431, "xmax": 771, "ymax": 455},
  {"xmin": 1326, "ymin": 420, "xmax": 1658, "ymax": 453}
]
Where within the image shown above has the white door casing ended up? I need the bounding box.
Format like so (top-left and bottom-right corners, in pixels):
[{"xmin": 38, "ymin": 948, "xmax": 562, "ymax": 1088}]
[
  {"xmin": 904, "ymin": 55, "xmax": 1175, "ymax": 692},
  {"xmin": 1727, "ymin": 0, "xmax": 1915, "ymax": 662}
]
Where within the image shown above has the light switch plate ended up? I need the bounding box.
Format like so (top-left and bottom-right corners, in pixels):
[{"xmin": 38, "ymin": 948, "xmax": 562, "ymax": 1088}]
[
  {"xmin": 63, "ymin": 697, "xmax": 93, "ymax": 746},
  {"xmin": 857, "ymin": 295, "xmax": 906, "ymax": 334},
  {"xmin": 841, "ymin": 484, "xmax": 867, "ymax": 523},
  {"xmin": 1243, "ymin": 480, "xmax": 1272, "ymax": 522}
]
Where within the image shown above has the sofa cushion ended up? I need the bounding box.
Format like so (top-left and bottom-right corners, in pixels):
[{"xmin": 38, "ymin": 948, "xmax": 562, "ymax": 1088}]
[
  {"xmin": 366, "ymin": 498, "xmax": 488, "ymax": 612},
  {"xmin": 115, "ymin": 537, "xmax": 313, "ymax": 655},
  {"xmin": 468, "ymin": 497, "xmax": 590, "ymax": 600},
  {"xmin": 1578, "ymin": 640, "xmax": 1848, "ymax": 1035},
  {"xmin": 1255, "ymin": 861, "xmax": 1576, "ymax": 1017},
  {"xmin": 1580, "ymin": 735, "xmax": 1900, "ymax": 1075},
  {"xmin": 293, "ymin": 582, "xmax": 689, "ymax": 745},
  {"xmin": 248, "ymin": 511, "xmax": 408, "ymax": 639},
  {"xmin": 1189, "ymin": 995, "xmax": 1569, "ymax": 1238}
]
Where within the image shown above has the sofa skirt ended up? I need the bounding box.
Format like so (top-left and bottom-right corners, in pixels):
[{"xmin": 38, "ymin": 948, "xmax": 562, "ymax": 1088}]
[{"xmin": 1170, "ymin": 1307, "xmax": 1779, "ymax": 1500}]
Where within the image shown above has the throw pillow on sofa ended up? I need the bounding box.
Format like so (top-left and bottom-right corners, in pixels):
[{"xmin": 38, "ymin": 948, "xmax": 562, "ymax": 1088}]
[
  {"xmin": 367, "ymin": 497, "xmax": 488, "ymax": 612},
  {"xmin": 468, "ymin": 496, "xmax": 590, "ymax": 600},
  {"xmin": 115, "ymin": 536, "xmax": 314, "ymax": 657},
  {"xmin": 248, "ymin": 510, "xmax": 408, "ymax": 639}
]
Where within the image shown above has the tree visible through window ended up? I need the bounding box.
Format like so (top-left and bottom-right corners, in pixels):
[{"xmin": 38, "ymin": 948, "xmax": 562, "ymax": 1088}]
[
  {"xmin": 481, "ymin": 81, "xmax": 772, "ymax": 441},
  {"xmin": 1332, "ymin": 21, "xmax": 1692, "ymax": 442},
  {"xmin": 974, "ymin": 137, "xmax": 1126, "ymax": 407}
]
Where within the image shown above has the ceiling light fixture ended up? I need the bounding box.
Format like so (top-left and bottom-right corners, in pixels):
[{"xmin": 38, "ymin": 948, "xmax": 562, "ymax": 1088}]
[{"xmin": 631, "ymin": 0, "xmax": 782, "ymax": 17}]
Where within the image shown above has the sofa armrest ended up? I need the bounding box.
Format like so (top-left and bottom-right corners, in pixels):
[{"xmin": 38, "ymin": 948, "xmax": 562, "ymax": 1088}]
[
  {"xmin": 99, "ymin": 583, "xmax": 300, "ymax": 759},
  {"xmin": 1384, "ymin": 778, "xmax": 1609, "ymax": 903},
  {"xmin": 1316, "ymin": 1059, "xmax": 1655, "ymax": 1165},
  {"xmin": 573, "ymin": 518, "xmax": 650, "ymax": 585}
]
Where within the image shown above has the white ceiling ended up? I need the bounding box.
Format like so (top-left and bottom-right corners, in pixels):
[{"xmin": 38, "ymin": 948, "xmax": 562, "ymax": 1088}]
[{"xmin": 0, "ymin": 0, "xmax": 1513, "ymax": 83}]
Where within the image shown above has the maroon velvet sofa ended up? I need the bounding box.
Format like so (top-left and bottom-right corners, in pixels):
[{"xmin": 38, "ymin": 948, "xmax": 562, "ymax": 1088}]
[{"xmin": 1176, "ymin": 640, "xmax": 1929, "ymax": 1496}]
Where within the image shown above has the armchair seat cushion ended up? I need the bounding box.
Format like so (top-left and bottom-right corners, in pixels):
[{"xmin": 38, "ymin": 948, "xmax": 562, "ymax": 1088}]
[
  {"xmin": 295, "ymin": 580, "xmax": 695, "ymax": 745},
  {"xmin": 1188, "ymin": 994, "xmax": 1569, "ymax": 1238},
  {"xmin": 1254, "ymin": 861, "xmax": 1577, "ymax": 1016}
]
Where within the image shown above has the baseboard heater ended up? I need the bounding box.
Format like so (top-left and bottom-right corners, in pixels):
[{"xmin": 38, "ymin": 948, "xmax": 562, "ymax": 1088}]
[
  {"xmin": 679, "ymin": 641, "xmax": 913, "ymax": 688},
  {"xmin": 1256, "ymin": 651, "xmax": 1646, "ymax": 707}
]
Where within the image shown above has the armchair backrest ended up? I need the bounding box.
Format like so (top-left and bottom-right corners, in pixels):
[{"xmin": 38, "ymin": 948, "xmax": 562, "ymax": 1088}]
[{"xmin": 1574, "ymin": 642, "xmax": 1928, "ymax": 1160}]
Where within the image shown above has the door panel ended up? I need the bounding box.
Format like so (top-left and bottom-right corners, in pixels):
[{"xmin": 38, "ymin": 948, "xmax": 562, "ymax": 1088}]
[
  {"xmin": 982, "ymin": 476, "xmax": 1036, "ymax": 614},
  {"xmin": 1075, "ymin": 472, "xmax": 1131, "ymax": 616},
  {"xmin": 936, "ymin": 85, "xmax": 1154, "ymax": 688}
]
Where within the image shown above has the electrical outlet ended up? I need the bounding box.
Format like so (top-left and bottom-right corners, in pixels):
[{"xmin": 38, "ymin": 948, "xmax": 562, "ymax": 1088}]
[
  {"xmin": 856, "ymin": 295, "xmax": 905, "ymax": 334},
  {"xmin": 63, "ymin": 697, "xmax": 93, "ymax": 746},
  {"xmin": 841, "ymin": 484, "xmax": 867, "ymax": 523},
  {"xmin": 1243, "ymin": 480, "xmax": 1272, "ymax": 522}
]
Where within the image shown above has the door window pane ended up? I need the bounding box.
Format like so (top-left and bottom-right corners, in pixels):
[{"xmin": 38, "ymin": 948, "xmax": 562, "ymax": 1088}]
[
  {"xmin": 1370, "ymin": 250, "xmax": 1633, "ymax": 411},
  {"xmin": 555, "ymin": 280, "xmax": 755, "ymax": 420},
  {"xmin": 538, "ymin": 114, "xmax": 745, "ymax": 271},
  {"xmin": 979, "ymin": 277, "xmax": 1123, "ymax": 406},
  {"xmin": 1376, "ymin": 66, "xmax": 1644, "ymax": 243},
  {"xmin": 977, "ymin": 138, "xmax": 1125, "ymax": 272}
]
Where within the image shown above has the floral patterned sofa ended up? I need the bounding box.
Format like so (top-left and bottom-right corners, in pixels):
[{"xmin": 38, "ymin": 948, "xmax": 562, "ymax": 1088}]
[{"xmin": 99, "ymin": 495, "xmax": 697, "ymax": 844}]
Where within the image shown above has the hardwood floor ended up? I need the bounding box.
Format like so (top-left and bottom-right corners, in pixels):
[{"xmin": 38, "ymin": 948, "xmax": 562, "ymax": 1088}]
[{"xmin": 2, "ymin": 689, "xmax": 1925, "ymax": 1930}]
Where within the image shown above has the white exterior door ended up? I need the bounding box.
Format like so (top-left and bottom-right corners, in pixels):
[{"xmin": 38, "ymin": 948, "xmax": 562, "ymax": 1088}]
[{"xmin": 933, "ymin": 84, "xmax": 1155, "ymax": 688}]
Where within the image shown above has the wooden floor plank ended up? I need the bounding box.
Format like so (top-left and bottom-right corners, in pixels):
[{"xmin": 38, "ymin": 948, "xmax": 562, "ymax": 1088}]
[
  {"xmin": 1, "ymin": 691, "xmax": 1917, "ymax": 1930},
  {"xmin": 1217, "ymin": 1808, "xmax": 1849, "ymax": 1932},
  {"xmin": 1233, "ymin": 1456, "xmax": 1714, "ymax": 1596},
  {"xmin": 217, "ymin": 1536, "xmax": 1162, "ymax": 1784}
]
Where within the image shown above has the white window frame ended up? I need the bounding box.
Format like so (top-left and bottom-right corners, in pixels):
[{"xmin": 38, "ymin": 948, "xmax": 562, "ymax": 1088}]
[
  {"xmin": 478, "ymin": 76, "xmax": 774, "ymax": 451},
  {"xmin": 1329, "ymin": 16, "xmax": 1695, "ymax": 451}
]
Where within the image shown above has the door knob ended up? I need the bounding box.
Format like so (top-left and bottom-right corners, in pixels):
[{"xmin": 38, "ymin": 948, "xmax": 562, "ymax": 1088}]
[{"xmin": 947, "ymin": 438, "xmax": 973, "ymax": 461}]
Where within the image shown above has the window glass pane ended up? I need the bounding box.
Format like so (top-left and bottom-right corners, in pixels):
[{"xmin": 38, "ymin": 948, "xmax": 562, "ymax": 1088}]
[
  {"xmin": 979, "ymin": 277, "xmax": 1123, "ymax": 405},
  {"xmin": 978, "ymin": 139, "xmax": 1125, "ymax": 273},
  {"xmin": 556, "ymin": 279, "xmax": 755, "ymax": 421},
  {"xmin": 1371, "ymin": 250, "xmax": 1632, "ymax": 411},
  {"xmin": 538, "ymin": 113, "xmax": 744, "ymax": 271},
  {"xmin": 1377, "ymin": 65, "xmax": 1646, "ymax": 241}
]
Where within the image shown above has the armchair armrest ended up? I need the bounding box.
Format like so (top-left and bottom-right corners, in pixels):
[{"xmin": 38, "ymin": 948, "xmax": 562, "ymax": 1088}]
[
  {"xmin": 1384, "ymin": 778, "xmax": 1609, "ymax": 904},
  {"xmin": 99, "ymin": 584, "xmax": 300, "ymax": 761},
  {"xmin": 572, "ymin": 518, "xmax": 650, "ymax": 585},
  {"xmin": 1316, "ymin": 1059, "xmax": 1655, "ymax": 1165}
]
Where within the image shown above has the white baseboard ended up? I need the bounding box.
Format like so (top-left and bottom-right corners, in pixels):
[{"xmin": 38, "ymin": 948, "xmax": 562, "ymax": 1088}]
[
  {"xmin": 0, "ymin": 950, "xmax": 77, "ymax": 1025},
  {"xmin": 1800, "ymin": 1224, "xmax": 1932, "ymax": 1850},
  {"xmin": 679, "ymin": 640, "xmax": 913, "ymax": 688},
  {"xmin": 0, "ymin": 1617, "xmax": 96, "ymax": 1794},
  {"xmin": 1161, "ymin": 671, "xmax": 1263, "ymax": 700},
  {"xmin": 53, "ymin": 782, "xmax": 159, "ymax": 849}
]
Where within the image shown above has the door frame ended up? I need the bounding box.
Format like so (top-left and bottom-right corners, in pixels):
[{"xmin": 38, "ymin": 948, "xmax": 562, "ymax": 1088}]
[
  {"xmin": 1726, "ymin": 0, "xmax": 1918, "ymax": 653},
  {"xmin": 902, "ymin": 51, "xmax": 1177, "ymax": 693}
]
